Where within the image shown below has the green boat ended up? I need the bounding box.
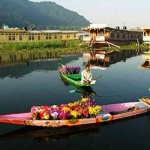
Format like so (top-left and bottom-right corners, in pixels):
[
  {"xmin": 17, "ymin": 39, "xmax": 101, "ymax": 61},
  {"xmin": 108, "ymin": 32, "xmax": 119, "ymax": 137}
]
[{"xmin": 59, "ymin": 63, "xmax": 95, "ymax": 87}]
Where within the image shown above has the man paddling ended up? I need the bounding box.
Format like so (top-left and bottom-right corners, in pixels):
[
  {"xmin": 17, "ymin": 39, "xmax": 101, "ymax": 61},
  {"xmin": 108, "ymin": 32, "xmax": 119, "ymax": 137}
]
[{"xmin": 81, "ymin": 64, "xmax": 93, "ymax": 84}]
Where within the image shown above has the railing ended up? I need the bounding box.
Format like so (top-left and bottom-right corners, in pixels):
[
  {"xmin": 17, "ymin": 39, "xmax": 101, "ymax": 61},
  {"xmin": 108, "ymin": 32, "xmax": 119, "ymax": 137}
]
[
  {"xmin": 83, "ymin": 36, "xmax": 91, "ymax": 42},
  {"xmin": 83, "ymin": 36, "xmax": 105, "ymax": 43},
  {"xmin": 95, "ymin": 36, "xmax": 105, "ymax": 42}
]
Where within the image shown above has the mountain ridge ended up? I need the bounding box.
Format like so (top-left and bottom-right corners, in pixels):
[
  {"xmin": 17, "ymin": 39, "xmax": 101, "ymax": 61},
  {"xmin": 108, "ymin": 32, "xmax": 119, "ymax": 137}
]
[{"xmin": 0, "ymin": 0, "xmax": 90, "ymax": 29}]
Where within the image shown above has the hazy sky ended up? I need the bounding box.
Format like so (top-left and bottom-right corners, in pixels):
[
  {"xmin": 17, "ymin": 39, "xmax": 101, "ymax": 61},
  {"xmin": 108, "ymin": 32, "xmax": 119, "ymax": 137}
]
[{"xmin": 31, "ymin": 0, "xmax": 150, "ymax": 29}]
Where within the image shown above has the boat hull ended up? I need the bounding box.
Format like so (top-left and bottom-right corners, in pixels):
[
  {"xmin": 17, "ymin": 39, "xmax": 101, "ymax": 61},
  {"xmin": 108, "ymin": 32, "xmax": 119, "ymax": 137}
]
[{"xmin": 0, "ymin": 101, "xmax": 149, "ymax": 127}]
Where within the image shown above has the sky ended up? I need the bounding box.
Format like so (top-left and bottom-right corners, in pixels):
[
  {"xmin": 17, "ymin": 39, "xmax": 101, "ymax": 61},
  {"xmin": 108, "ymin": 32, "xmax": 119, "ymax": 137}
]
[{"xmin": 31, "ymin": 0, "xmax": 150, "ymax": 29}]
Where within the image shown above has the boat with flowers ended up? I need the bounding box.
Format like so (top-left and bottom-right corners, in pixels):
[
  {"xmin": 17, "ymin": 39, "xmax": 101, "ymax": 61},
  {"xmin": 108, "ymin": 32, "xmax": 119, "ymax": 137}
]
[
  {"xmin": 0, "ymin": 98, "xmax": 150, "ymax": 127},
  {"xmin": 59, "ymin": 63, "xmax": 95, "ymax": 87}
]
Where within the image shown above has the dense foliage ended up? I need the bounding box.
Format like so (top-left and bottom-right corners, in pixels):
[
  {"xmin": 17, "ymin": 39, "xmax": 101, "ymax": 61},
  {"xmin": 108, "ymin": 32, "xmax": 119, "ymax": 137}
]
[{"xmin": 0, "ymin": 0, "xmax": 90, "ymax": 29}]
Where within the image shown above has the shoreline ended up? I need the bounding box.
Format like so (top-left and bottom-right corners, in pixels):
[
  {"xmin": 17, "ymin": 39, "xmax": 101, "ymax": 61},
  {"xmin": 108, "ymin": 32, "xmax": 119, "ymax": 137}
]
[{"xmin": 0, "ymin": 40, "xmax": 149, "ymax": 66}]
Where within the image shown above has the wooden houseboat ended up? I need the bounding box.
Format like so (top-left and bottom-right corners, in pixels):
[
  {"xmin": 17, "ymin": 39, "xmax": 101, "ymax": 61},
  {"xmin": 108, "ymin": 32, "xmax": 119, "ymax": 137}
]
[
  {"xmin": 82, "ymin": 24, "xmax": 143, "ymax": 48},
  {"xmin": 140, "ymin": 27, "xmax": 150, "ymax": 45}
]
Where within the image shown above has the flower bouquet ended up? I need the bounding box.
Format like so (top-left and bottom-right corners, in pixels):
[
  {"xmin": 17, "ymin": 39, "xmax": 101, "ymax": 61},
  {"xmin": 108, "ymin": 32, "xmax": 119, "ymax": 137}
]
[
  {"xmin": 60, "ymin": 66, "xmax": 81, "ymax": 74},
  {"xmin": 31, "ymin": 98, "xmax": 102, "ymax": 120}
]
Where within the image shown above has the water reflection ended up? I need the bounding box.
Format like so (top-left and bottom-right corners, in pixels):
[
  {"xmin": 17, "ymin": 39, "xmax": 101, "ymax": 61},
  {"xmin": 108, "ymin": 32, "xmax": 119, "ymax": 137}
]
[
  {"xmin": 139, "ymin": 54, "xmax": 150, "ymax": 69},
  {"xmin": 83, "ymin": 49, "xmax": 142, "ymax": 69},
  {"xmin": 0, "ymin": 55, "xmax": 80, "ymax": 79},
  {"xmin": 75, "ymin": 86, "xmax": 98, "ymax": 99},
  {"xmin": 0, "ymin": 51, "xmax": 60, "ymax": 65},
  {"xmin": 0, "ymin": 124, "xmax": 100, "ymax": 142},
  {"xmin": 0, "ymin": 50, "xmax": 143, "ymax": 79}
]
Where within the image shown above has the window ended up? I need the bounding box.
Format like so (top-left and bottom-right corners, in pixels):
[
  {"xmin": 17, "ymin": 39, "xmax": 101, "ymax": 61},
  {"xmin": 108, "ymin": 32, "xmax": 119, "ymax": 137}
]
[
  {"xmin": 46, "ymin": 33, "xmax": 52, "ymax": 40},
  {"xmin": 46, "ymin": 34, "xmax": 49, "ymax": 40},
  {"xmin": 117, "ymin": 33, "xmax": 120, "ymax": 38},
  {"xmin": 19, "ymin": 36, "xmax": 22, "ymax": 41},
  {"xmin": 122, "ymin": 33, "xmax": 126, "ymax": 38},
  {"xmin": 111, "ymin": 32, "xmax": 114, "ymax": 38},
  {"xmin": 8, "ymin": 35, "xmax": 15, "ymax": 41},
  {"xmin": 67, "ymin": 34, "xmax": 70, "ymax": 38},
  {"xmin": 54, "ymin": 35, "xmax": 57, "ymax": 39},
  {"xmin": 8, "ymin": 36, "xmax": 11, "ymax": 41},
  {"xmin": 28, "ymin": 35, "xmax": 34, "ymax": 40}
]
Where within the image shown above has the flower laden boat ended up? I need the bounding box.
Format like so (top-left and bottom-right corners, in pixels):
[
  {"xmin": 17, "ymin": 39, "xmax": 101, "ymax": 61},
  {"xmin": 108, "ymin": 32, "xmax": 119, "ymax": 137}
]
[
  {"xmin": 0, "ymin": 98, "xmax": 150, "ymax": 128},
  {"xmin": 59, "ymin": 63, "xmax": 95, "ymax": 87}
]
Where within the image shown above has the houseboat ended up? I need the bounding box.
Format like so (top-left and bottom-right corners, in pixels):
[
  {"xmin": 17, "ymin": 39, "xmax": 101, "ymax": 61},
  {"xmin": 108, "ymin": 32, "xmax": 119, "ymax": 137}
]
[
  {"xmin": 140, "ymin": 27, "xmax": 150, "ymax": 49},
  {"xmin": 82, "ymin": 24, "xmax": 143, "ymax": 48}
]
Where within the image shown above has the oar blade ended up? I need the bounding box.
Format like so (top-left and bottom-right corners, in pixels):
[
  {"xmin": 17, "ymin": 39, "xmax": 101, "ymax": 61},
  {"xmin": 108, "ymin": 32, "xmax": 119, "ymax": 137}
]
[{"xmin": 69, "ymin": 90, "xmax": 76, "ymax": 93}]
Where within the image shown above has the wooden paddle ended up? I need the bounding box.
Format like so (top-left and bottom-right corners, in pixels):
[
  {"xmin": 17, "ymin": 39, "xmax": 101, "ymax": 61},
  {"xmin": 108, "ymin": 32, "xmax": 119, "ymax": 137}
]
[
  {"xmin": 93, "ymin": 75, "xmax": 103, "ymax": 80},
  {"xmin": 89, "ymin": 75, "xmax": 103, "ymax": 85}
]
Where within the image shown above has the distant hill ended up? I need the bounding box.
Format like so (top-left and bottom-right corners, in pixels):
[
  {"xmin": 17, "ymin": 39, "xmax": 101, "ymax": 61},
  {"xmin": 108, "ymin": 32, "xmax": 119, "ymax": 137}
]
[{"xmin": 0, "ymin": 0, "xmax": 90, "ymax": 29}]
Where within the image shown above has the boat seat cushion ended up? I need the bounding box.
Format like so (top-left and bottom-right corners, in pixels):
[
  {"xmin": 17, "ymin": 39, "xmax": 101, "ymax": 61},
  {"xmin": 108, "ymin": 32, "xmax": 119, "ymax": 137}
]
[
  {"xmin": 97, "ymin": 111, "xmax": 111, "ymax": 120},
  {"xmin": 135, "ymin": 102, "xmax": 147, "ymax": 109}
]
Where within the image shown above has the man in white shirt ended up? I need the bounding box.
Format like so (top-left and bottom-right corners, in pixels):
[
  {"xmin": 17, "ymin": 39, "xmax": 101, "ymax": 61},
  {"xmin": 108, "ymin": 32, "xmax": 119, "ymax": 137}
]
[{"xmin": 81, "ymin": 64, "xmax": 93, "ymax": 84}]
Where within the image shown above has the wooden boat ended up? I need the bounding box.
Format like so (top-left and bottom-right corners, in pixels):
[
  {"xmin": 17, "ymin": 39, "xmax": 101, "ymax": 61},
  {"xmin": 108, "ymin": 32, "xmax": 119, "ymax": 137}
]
[
  {"xmin": 0, "ymin": 98, "xmax": 150, "ymax": 128},
  {"xmin": 59, "ymin": 63, "xmax": 95, "ymax": 87}
]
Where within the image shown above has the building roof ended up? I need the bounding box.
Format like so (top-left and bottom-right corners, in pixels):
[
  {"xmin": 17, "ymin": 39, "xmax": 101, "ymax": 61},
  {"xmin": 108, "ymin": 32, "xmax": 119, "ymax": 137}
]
[
  {"xmin": 41, "ymin": 30, "xmax": 62, "ymax": 33},
  {"xmin": 90, "ymin": 24, "xmax": 108, "ymax": 29},
  {"xmin": 140, "ymin": 27, "xmax": 150, "ymax": 30},
  {"xmin": 27, "ymin": 30, "xmax": 42, "ymax": 34},
  {"xmin": 0, "ymin": 29, "xmax": 79, "ymax": 34},
  {"xmin": 61, "ymin": 31, "xmax": 78, "ymax": 33}
]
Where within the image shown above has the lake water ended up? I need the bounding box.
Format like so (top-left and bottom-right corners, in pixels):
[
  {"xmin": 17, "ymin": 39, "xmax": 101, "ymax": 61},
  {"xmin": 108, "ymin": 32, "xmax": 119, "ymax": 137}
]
[{"xmin": 0, "ymin": 53, "xmax": 150, "ymax": 150}]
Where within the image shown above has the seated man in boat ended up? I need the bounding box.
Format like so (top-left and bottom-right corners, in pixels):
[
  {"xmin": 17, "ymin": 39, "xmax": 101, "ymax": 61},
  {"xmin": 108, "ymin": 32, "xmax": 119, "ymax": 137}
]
[{"xmin": 81, "ymin": 64, "xmax": 93, "ymax": 84}]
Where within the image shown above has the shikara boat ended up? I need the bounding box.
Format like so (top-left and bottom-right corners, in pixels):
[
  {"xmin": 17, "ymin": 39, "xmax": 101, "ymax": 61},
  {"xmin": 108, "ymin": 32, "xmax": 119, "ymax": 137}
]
[
  {"xmin": 59, "ymin": 63, "xmax": 95, "ymax": 87},
  {"xmin": 0, "ymin": 98, "xmax": 150, "ymax": 128}
]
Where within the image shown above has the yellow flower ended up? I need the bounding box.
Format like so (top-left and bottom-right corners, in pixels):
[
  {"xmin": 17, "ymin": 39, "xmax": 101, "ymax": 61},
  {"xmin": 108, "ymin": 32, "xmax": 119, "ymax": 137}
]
[
  {"xmin": 62, "ymin": 107, "xmax": 71, "ymax": 112},
  {"xmin": 70, "ymin": 110, "xmax": 79, "ymax": 118},
  {"xmin": 81, "ymin": 98, "xmax": 88, "ymax": 102},
  {"xmin": 68, "ymin": 103, "xmax": 75, "ymax": 107},
  {"xmin": 88, "ymin": 105, "xmax": 102, "ymax": 115},
  {"xmin": 95, "ymin": 105, "xmax": 102, "ymax": 113},
  {"xmin": 88, "ymin": 106, "xmax": 95, "ymax": 115}
]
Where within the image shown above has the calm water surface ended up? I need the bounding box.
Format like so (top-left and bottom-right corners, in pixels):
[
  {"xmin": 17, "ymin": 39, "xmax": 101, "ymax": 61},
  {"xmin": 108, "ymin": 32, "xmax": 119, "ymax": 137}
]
[{"xmin": 0, "ymin": 54, "xmax": 150, "ymax": 150}]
